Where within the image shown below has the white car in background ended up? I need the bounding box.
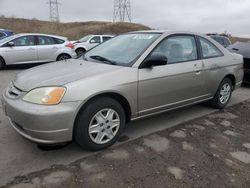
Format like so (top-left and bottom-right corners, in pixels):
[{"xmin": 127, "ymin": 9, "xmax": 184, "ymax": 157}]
[
  {"xmin": 0, "ymin": 33, "xmax": 77, "ymax": 69},
  {"xmin": 74, "ymin": 35, "xmax": 113, "ymax": 56}
]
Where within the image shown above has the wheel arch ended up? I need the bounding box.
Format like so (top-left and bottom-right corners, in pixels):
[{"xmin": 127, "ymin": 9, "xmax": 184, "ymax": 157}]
[
  {"xmin": 224, "ymin": 74, "xmax": 236, "ymax": 90},
  {"xmin": 56, "ymin": 53, "xmax": 71, "ymax": 61},
  {"xmin": 74, "ymin": 92, "xmax": 132, "ymax": 130},
  {"xmin": 0, "ymin": 56, "xmax": 6, "ymax": 68},
  {"xmin": 75, "ymin": 47, "xmax": 87, "ymax": 52},
  {"xmin": 0, "ymin": 55, "xmax": 6, "ymax": 64}
]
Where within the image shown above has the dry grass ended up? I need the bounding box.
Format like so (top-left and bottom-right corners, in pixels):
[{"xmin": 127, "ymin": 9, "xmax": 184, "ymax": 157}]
[
  {"xmin": 0, "ymin": 17, "xmax": 150, "ymax": 40},
  {"xmin": 230, "ymin": 36, "xmax": 250, "ymax": 43}
]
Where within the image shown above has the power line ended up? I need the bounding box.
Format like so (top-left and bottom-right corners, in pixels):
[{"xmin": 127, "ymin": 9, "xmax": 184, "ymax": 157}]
[
  {"xmin": 113, "ymin": 0, "xmax": 132, "ymax": 22},
  {"xmin": 47, "ymin": 0, "xmax": 60, "ymax": 22}
]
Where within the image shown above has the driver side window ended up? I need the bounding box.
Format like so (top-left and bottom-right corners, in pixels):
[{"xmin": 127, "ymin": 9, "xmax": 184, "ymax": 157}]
[
  {"xmin": 153, "ymin": 35, "xmax": 198, "ymax": 64},
  {"xmin": 11, "ymin": 36, "xmax": 35, "ymax": 47},
  {"xmin": 90, "ymin": 36, "xmax": 101, "ymax": 44}
]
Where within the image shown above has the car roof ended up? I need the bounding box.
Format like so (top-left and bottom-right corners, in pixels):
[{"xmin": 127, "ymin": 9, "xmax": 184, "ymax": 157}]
[
  {"xmin": 129, "ymin": 30, "xmax": 208, "ymax": 37},
  {"xmin": 12, "ymin": 33, "xmax": 67, "ymax": 40}
]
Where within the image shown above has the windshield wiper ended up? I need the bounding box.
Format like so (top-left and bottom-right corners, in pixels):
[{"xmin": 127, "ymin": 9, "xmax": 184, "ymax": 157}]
[{"xmin": 89, "ymin": 55, "xmax": 118, "ymax": 65}]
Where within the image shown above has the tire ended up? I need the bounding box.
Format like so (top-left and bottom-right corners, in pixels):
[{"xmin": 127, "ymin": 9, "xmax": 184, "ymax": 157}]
[
  {"xmin": 76, "ymin": 48, "xmax": 86, "ymax": 57},
  {"xmin": 0, "ymin": 57, "xmax": 6, "ymax": 70},
  {"xmin": 74, "ymin": 97, "xmax": 126, "ymax": 151},
  {"xmin": 209, "ymin": 78, "xmax": 233, "ymax": 109},
  {"xmin": 57, "ymin": 54, "xmax": 71, "ymax": 61}
]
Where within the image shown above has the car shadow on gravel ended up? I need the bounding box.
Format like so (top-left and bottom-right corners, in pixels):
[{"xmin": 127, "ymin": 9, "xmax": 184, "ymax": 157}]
[{"xmin": 4, "ymin": 63, "xmax": 47, "ymax": 70}]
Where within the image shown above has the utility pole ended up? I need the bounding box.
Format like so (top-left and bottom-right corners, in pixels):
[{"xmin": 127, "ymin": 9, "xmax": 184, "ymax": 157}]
[
  {"xmin": 113, "ymin": 0, "xmax": 132, "ymax": 22},
  {"xmin": 47, "ymin": 0, "xmax": 60, "ymax": 22}
]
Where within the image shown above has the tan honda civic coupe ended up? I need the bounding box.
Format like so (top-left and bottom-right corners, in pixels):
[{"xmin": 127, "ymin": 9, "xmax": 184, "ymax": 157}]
[{"xmin": 1, "ymin": 30, "xmax": 243, "ymax": 150}]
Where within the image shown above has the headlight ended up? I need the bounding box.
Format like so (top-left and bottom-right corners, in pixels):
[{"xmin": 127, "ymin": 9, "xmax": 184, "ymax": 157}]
[{"xmin": 23, "ymin": 87, "xmax": 66, "ymax": 105}]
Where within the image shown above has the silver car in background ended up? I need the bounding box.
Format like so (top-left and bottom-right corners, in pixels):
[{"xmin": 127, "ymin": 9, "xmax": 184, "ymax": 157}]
[
  {"xmin": 2, "ymin": 30, "xmax": 243, "ymax": 150},
  {"xmin": 0, "ymin": 33, "xmax": 77, "ymax": 69},
  {"xmin": 74, "ymin": 35, "xmax": 113, "ymax": 56}
]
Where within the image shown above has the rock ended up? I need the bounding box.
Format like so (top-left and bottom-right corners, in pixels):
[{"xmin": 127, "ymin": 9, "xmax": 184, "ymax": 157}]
[
  {"xmin": 90, "ymin": 172, "xmax": 107, "ymax": 183},
  {"xmin": 182, "ymin": 141, "xmax": 194, "ymax": 151},
  {"xmin": 104, "ymin": 149, "xmax": 129, "ymax": 160},
  {"xmin": 230, "ymin": 152, "xmax": 250, "ymax": 164},
  {"xmin": 9, "ymin": 183, "xmax": 35, "ymax": 188},
  {"xmin": 220, "ymin": 120, "xmax": 231, "ymax": 127},
  {"xmin": 243, "ymin": 143, "xmax": 250, "ymax": 149},
  {"xmin": 170, "ymin": 130, "xmax": 186, "ymax": 138},
  {"xmin": 143, "ymin": 135, "xmax": 170, "ymax": 152},
  {"xmin": 134, "ymin": 146, "xmax": 145, "ymax": 153},
  {"xmin": 187, "ymin": 125, "xmax": 205, "ymax": 130},
  {"xmin": 209, "ymin": 143, "xmax": 217, "ymax": 149},
  {"xmin": 204, "ymin": 119, "xmax": 215, "ymax": 126},
  {"xmin": 209, "ymin": 112, "xmax": 238, "ymax": 119},
  {"xmin": 223, "ymin": 130, "xmax": 239, "ymax": 137},
  {"xmin": 80, "ymin": 161, "xmax": 99, "ymax": 173},
  {"xmin": 167, "ymin": 167, "xmax": 184, "ymax": 180},
  {"xmin": 43, "ymin": 171, "xmax": 72, "ymax": 185}
]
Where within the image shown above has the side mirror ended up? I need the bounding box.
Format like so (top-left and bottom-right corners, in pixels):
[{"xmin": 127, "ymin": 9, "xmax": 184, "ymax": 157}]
[
  {"xmin": 141, "ymin": 53, "xmax": 168, "ymax": 68},
  {"xmin": 90, "ymin": 39, "xmax": 99, "ymax": 44},
  {"xmin": 8, "ymin": 42, "xmax": 14, "ymax": 47}
]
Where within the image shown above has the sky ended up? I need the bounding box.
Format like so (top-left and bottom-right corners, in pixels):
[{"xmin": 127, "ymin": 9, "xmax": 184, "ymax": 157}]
[{"xmin": 0, "ymin": 0, "xmax": 250, "ymax": 36}]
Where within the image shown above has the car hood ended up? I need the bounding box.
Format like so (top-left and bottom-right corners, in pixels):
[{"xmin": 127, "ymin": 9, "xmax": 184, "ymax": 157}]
[
  {"xmin": 227, "ymin": 42, "xmax": 250, "ymax": 59},
  {"xmin": 13, "ymin": 59, "xmax": 122, "ymax": 91}
]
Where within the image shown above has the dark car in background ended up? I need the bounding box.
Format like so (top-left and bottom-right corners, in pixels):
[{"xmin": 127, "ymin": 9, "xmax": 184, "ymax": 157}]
[
  {"xmin": 207, "ymin": 34, "xmax": 232, "ymax": 48},
  {"xmin": 0, "ymin": 29, "xmax": 14, "ymax": 40},
  {"xmin": 228, "ymin": 42, "xmax": 250, "ymax": 84}
]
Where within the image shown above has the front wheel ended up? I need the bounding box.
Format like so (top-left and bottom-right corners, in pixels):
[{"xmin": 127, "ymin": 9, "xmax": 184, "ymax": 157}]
[
  {"xmin": 74, "ymin": 97, "xmax": 126, "ymax": 151},
  {"xmin": 209, "ymin": 78, "xmax": 233, "ymax": 109}
]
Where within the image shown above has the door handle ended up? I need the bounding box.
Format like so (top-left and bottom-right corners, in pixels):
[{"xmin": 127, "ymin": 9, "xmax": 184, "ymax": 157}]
[{"xmin": 28, "ymin": 48, "xmax": 35, "ymax": 50}]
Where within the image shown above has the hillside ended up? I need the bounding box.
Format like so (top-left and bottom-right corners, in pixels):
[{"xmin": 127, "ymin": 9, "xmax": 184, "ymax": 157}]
[
  {"xmin": 0, "ymin": 17, "xmax": 150, "ymax": 40},
  {"xmin": 1, "ymin": 17, "xmax": 249, "ymax": 43}
]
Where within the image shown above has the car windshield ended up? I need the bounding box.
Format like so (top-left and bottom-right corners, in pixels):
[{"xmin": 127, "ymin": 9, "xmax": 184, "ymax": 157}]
[
  {"xmin": 0, "ymin": 35, "xmax": 16, "ymax": 45},
  {"xmin": 79, "ymin": 35, "xmax": 93, "ymax": 42},
  {"xmin": 84, "ymin": 33, "xmax": 161, "ymax": 66}
]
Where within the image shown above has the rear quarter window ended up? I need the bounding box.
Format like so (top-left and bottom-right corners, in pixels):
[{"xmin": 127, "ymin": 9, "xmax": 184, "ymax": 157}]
[
  {"xmin": 199, "ymin": 37, "xmax": 224, "ymax": 59},
  {"xmin": 54, "ymin": 38, "xmax": 65, "ymax": 44}
]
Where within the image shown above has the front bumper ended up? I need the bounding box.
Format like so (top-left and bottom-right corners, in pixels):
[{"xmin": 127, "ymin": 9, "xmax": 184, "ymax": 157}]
[{"xmin": 2, "ymin": 91, "xmax": 82, "ymax": 144}]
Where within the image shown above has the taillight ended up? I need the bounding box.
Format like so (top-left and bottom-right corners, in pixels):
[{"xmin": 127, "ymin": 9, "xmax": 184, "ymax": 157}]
[{"xmin": 65, "ymin": 42, "xmax": 74, "ymax": 49}]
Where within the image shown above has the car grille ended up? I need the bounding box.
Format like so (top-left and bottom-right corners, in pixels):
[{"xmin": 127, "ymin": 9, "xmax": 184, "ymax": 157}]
[{"xmin": 244, "ymin": 58, "xmax": 250, "ymax": 70}]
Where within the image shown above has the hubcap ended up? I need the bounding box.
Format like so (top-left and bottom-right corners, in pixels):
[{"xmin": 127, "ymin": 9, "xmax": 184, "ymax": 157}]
[
  {"xmin": 89, "ymin": 109, "xmax": 120, "ymax": 144},
  {"xmin": 59, "ymin": 55, "xmax": 69, "ymax": 60},
  {"xmin": 219, "ymin": 83, "xmax": 231, "ymax": 104}
]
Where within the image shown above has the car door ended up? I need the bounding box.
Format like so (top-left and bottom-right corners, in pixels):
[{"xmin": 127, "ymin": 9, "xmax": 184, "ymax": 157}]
[
  {"xmin": 36, "ymin": 35, "xmax": 60, "ymax": 62},
  {"xmin": 198, "ymin": 36, "xmax": 225, "ymax": 95},
  {"xmin": 138, "ymin": 35, "xmax": 209, "ymax": 116},
  {"xmin": 5, "ymin": 35, "xmax": 38, "ymax": 64}
]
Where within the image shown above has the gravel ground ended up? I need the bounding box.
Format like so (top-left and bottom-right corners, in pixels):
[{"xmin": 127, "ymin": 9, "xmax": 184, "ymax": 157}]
[{"xmin": 3, "ymin": 100, "xmax": 250, "ymax": 188}]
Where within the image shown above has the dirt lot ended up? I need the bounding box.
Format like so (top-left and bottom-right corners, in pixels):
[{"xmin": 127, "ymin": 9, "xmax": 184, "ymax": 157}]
[{"xmin": 3, "ymin": 99, "xmax": 250, "ymax": 188}]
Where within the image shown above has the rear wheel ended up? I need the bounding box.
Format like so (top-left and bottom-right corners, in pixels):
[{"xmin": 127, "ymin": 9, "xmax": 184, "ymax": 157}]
[
  {"xmin": 74, "ymin": 97, "xmax": 126, "ymax": 151},
  {"xmin": 76, "ymin": 48, "xmax": 86, "ymax": 57},
  {"xmin": 57, "ymin": 54, "xmax": 71, "ymax": 61},
  {"xmin": 209, "ymin": 78, "xmax": 233, "ymax": 109},
  {"xmin": 0, "ymin": 57, "xmax": 6, "ymax": 70}
]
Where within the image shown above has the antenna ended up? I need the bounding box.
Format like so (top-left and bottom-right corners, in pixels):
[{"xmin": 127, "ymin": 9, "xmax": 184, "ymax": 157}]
[
  {"xmin": 113, "ymin": 0, "xmax": 132, "ymax": 22},
  {"xmin": 47, "ymin": 0, "xmax": 60, "ymax": 22}
]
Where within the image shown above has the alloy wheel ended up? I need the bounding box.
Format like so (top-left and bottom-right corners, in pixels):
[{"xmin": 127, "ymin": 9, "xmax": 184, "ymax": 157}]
[
  {"xmin": 219, "ymin": 83, "xmax": 231, "ymax": 104},
  {"xmin": 88, "ymin": 108, "xmax": 120, "ymax": 144}
]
